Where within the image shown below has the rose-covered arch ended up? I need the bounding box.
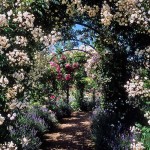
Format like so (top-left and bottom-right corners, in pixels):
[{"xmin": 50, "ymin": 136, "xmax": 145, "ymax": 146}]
[{"xmin": 0, "ymin": 0, "xmax": 149, "ymax": 149}]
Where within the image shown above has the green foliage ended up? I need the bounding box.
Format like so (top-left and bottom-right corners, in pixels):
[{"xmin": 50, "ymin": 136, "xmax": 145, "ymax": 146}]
[
  {"xmin": 80, "ymin": 99, "xmax": 95, "ymax": 111},
  {"xmin": 56, "ymin": 99, "xmax": 72, "ymax": 118},
  {"xmin": 70, "ymin": 100, "xmax": 80, "ymax": 111},
  {"xmin": 136, "ymin": 124, "xmax": 150, "ymax": 149}
]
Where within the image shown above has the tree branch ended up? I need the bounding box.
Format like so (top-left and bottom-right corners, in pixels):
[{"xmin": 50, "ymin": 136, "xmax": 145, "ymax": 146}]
[
  {"xmin": 74, "ymin": 21, "xmax": 101, "ymax": 35},
  {"xmin": 63, "ymin": 48, "xmax": 93, "ymax": 55}
]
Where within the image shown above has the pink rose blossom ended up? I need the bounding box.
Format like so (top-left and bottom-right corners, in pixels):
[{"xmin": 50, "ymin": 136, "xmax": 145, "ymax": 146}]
[
  {"xmin": 72, "ymin": 62, "xmax": 79, "ymax": 69},
  {"xmin": 57, "ymin": 73, "xmax": 63, "ymax": 80},
  {"xmin": 50, "ymin": 95, "xmax": 55, "ymax": 99},
  {"xmin": 65, "ymin": 74, "xmax": 71, "ymax": 81},
  {"xmin": 65, "ymin": 63, "xmax": 71, "ymax": 69},
  {"xmin": 61, "ymin": 55, "xmax": 66, "ymax": 61}
]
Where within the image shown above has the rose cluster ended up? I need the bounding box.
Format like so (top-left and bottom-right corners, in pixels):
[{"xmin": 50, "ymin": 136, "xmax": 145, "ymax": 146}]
[
  {"xmin": 0, "ymin": 14, "xmax": 8, "ymax": 27},
  {"xmin": 124, "ymin": 75, "xmax": 149, "ymax": 98},
  {"xmin": 130, "ymin": 126, "xmax": 145, "ymax": 150},
  {"xmin": 6, "ymin": 49, "xmax": 30, "ymax": 66},
  {"xmin": 49, "ymin": 59, "xmax": 79, "ymax": 81},
  {"xmin": 6, "ymin": 84, "xmax": 24, "ymax": 100},
  {"xmin": 13, "ymin": 11, "xmax": 35, "ymax": 29},
  {"xmin": 31, "ymin": 27, "xmax": 62, "ymax": 48},
  {"xmin": 78, "ymin": 45, "xmax": 100, "ymax": 79},
  {"xmin": 62, "ymin": 0, "xmax": 99, "ymax": 17},
  {"xmin": 15, "ymin": 36, "xmax": 28, "ymax": 47},
  {"xmin": 12, "ymin": 69, "xmax": 25, "ymax": 82},
  {"xmin": 0, "ymin": 141, "xmax": 18, "ymax": 150},
  {"xmin": 101, "ymin": 2, "xmax": 113, "ymax": 26},
  {"xmin": 114, "ymin": 0, "xmax": 149, "ymax": 30}
]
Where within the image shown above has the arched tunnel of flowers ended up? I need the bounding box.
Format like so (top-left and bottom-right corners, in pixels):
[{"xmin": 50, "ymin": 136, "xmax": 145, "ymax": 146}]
[{"xmin": 0, "ymin": 0, "xmax": 150, "ymax": 149}]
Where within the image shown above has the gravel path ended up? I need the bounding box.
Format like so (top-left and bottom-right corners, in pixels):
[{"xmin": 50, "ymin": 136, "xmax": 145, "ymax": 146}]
[{"xmin": 41, "ymin": 111, "xmax": 94, "ymax": 150}]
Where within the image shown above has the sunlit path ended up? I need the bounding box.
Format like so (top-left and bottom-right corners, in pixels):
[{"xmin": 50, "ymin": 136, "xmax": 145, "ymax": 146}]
[{"xmin": 41, "ymin": 112, "xmax": 94, "ymax": 150}]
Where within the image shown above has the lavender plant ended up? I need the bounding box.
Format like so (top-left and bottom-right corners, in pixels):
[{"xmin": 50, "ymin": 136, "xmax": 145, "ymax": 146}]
[
  {"xmin": 32, "ymin": 106, "xmax": 58, "ymax": 129},
  {"xmin": 91, "ymin": 106, "xmax": 132, "ymax": 150},
  {"xmin": 10, "ymin": 124, "xmax": 41, "ymax": 150},
  {"xmin": 18, "ymin": 108, "xmax": 48, "ymax": 133}
]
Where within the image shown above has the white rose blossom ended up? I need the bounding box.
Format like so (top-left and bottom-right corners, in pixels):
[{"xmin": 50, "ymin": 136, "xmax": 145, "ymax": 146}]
[
  {"xmin": 0, "ymin": 114, "xmax": 5, "ymax": 125},
  {"xmin": 130, "ymin": 126, "xmax": 145, "ymax": 150},
  {"xmin": 130, "ymin": 141, "xmax": 145, "ymax": 150},
  {"xmin": 12, "ymin": 69, "xmax": 25, "ymax": 82},
  {"xmin": 6, "ymin": 84, "xmax": 24, "ymax": 100},
  {"xmin": 20, "ymin": 136, "xmax": 30, "ymax": 147},
  {"xmin": 7, "ymin": 113, "xmax": 17, "ymax": 120},
  {"xmin": 0, "ymin": 36, "xmax": 10, "ymax": 54},
  {"xmin": 0, "ymin": 76, "xmax": 9, "ymax": 87},
  {"xmin": 0, "ymin": 14, "xmax": 8, "ymax": 27},
  {"xmin": 101, "ymin": 2, "xmax": 113, "ymax": 26}
]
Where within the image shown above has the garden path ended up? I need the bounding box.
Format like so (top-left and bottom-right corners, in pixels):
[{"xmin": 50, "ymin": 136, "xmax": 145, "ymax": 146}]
[{"xmin": 41, "ymin": 111, "xmax": 94, "ymax": 150}]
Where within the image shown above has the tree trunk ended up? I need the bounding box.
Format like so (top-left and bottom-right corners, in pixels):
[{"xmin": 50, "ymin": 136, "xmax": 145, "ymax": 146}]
[{"xmin": 66, "ymin": 84, "xmax": 69, "ymax": 104}]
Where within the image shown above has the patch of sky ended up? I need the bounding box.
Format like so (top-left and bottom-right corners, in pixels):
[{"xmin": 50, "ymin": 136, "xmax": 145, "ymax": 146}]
[
  {"xmin": 73, "ymin": 24, "xmax": 83, "ymax": 30},
  {"xmin": 73, "ymin": 24, "xmax": 94, "ymax": 48},
  {"xmin": 49, "ymin": 24, "xmax": 95, "ymax": 53}
]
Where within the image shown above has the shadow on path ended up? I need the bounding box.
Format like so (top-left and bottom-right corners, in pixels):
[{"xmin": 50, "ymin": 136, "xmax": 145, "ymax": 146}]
[{"xmin": 41, "ymin": 111, "xmax": 95, "ymax": 150}]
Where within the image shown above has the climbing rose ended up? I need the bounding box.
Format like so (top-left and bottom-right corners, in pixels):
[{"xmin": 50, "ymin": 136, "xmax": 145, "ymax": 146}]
[
  {"xmin": 50, "ymin": 95, "xmax": 55, "ymax": 99},
  {"xmin": 65, "ymin": 74, "xmax": 71, "ymax": 81},
  {"xmin": 65, "ymin": 63, "xmax": 71, "ymax": 69},
  {"xmin": 57, "ymin": 73, "xmax": 63, "ymax": 80},
  {"xmin": 56, "ymin": 66, "xmax": 61, "ymax": 72},
  {"xmin": 60, "ymin": 55, "xmax": 66, "ymax": 61},
  {"xmin": 72, "ymin": 62, "xmax": 79, "ymax": 69},
  {"xmin": 49, "ymin": 61, "xmax": 56, "ymax": 67}
]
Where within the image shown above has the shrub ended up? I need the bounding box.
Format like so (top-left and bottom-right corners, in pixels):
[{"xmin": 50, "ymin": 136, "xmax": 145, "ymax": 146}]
[
  {"xmin": 34, "ymin": 106, "xmax": 58, "ymax": 130},
  {"xmin": 56, "ymin": 99, "xmax": 72, "ymax": 119},
  {"xmin": 10, "ymin": 124, "xmax": 41, "ymax": 150},
  {"xmin": 91, "ymin": 106, "xmax": 131, "ymax": 150},
  {"xmin": 8, "ymin": 106, "xmax": 58, "ymax": 149},
  {"xmin": 18, "ymin": 108, "xmax": 48, "ymax": 133},
  {"xmin": 79, "ymin": 99, "xmax": 95, "ymax": 111},
  {"xmin": 70, "ymin": 100, "xmax": 80, "ymax": 111},
  {"xmin": 73, "ymin": 89, "xmax": 96, "ymax": 111}
]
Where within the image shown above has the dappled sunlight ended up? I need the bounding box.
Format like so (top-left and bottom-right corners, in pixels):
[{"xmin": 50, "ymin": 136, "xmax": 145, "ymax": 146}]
[
  {"xmin": 80, "ymin": 121, "xmax": 91, "ymax": 126},
  {"xmin": 41, "ymin": 112, "xmax": 94, "ymax": 150},
  {"xmin": 44, "ymin": 133, "xmax": 61, "ymax": 141},
  {"xmin": 59, "ymin": 123, "xmax": 77, "ymax": 129}
]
